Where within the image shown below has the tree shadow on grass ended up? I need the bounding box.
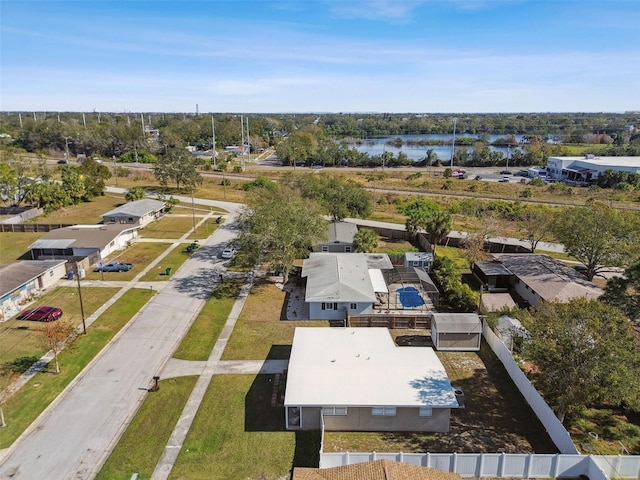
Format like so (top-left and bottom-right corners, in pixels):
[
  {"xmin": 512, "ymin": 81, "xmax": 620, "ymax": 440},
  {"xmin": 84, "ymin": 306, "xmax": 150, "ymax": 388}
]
[{"xmin": 1, "ymin": 355, "xmax": 41, "ymax": 376}]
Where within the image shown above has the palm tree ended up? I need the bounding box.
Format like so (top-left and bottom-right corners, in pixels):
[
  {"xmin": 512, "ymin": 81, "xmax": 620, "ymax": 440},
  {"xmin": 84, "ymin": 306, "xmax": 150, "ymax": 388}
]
[
  {"xmin": 425, "ymin": 210, "xmax": 452, "ymax": 253},
  {"xmin": 353, "ymin": 228, "xmax": 378, "ymax": 253}
]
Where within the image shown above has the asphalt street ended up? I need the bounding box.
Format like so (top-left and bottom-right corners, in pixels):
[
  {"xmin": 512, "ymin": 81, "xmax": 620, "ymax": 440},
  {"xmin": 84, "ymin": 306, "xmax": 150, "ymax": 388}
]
[{"xmin": 0, "ymin": 201, "xmax": 240, "ymax": 480}]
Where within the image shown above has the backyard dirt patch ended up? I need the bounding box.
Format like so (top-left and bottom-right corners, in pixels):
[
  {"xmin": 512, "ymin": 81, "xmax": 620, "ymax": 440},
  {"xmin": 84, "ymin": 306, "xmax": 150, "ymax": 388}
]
[{"xmin": 324, "ymin": 336, "xmax": 557, "ymax": 454}]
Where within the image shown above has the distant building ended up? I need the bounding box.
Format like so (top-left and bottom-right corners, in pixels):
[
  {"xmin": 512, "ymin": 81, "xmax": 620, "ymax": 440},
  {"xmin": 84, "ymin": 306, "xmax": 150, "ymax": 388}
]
[{"xmin": 546, "ymin": 156, "xmax": 640, "ymax": 183}]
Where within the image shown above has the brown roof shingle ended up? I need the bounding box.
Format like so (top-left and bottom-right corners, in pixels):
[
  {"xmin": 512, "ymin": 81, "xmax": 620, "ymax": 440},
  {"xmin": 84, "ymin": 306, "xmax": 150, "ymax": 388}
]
[{"xmin": 292, "ymin": 459, "xmax": 463, "ymax": 480}]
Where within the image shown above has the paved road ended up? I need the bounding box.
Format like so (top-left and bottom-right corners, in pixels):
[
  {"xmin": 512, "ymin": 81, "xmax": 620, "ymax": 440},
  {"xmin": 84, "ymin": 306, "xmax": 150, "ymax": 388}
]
[{"xmin": 0, "ymin": 202, "xmax": 240, "ymax": 480}]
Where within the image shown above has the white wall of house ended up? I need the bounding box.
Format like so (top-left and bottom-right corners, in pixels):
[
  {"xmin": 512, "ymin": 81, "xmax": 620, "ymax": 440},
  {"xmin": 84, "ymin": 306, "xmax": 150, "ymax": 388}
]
[
  {"xmin": 512, "ymin": 279, "xmax": 541, "ymax": 308},
  {"xmin": 309, "ymin": 301, "xmax": 372, "ymax": 320}
]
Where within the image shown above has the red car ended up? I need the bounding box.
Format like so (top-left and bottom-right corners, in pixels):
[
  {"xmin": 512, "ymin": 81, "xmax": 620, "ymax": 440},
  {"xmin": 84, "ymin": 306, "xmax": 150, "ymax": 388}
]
[{"xmin": 17, "ymin": 305, "xmax": 63, "ymax": 322}]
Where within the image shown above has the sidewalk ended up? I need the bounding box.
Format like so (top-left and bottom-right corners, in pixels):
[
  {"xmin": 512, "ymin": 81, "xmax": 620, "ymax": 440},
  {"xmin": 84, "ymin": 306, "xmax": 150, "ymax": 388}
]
[{"xmin": 0, "ymin": 205, "xmax": 238, "ymax": 479}]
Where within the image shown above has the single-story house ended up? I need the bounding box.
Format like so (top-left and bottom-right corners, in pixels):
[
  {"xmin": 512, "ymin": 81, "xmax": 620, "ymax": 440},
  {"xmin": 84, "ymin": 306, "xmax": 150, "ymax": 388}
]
[
  {"xmin": 471, "ymin": 260, "xmax": 512, "ymax": 292},
  {"xmin": 284, "ymin": 328, "xmax": 460, "ymax": 432},
  {"xmin": 431, "ymin": 313, "xmax": 482, "ymax": 351},
  {"xmin": 0, "ymin": 260, "xmax": 67, "ymax": 319},
  {"xmin": 302, "ymin": 253, "xmax": 393, "ymax": 320},
  {"xmin": 491, "ymin": 254, "xmax": 603, "ymax": 308},
  {"xmin": 28, "ymin": 224, "xmax": 139, "ymax": 266},
  {"xmin": 101, "ymin": 198, "xmax": 165, "ymax": 227},
  {"xmin": 404, "ymin": 251, "xmax": 434, "ymax": 271},
  {"xmin": 315, "ymin": 221, "xmax": 359, "ymax": 253},
  {"xmin": 292, "ymin": 460, "xmax": 463, "ymax": 480}
]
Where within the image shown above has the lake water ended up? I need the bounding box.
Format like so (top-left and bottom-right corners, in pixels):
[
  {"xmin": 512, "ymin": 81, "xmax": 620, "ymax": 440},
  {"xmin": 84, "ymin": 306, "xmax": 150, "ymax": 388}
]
[{"xmin": 347, "ymin": 134, "xmax": 525, "ymax": 162}]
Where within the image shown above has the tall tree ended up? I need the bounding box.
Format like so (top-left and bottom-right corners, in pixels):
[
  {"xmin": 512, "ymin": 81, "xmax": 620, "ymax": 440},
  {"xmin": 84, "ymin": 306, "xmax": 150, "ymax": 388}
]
[
  {"xmin": 400, "ymin": 199, "xmax": 441, "ymax": 238},
  {"xmin": 236, "ymin": 187, "xmax": 327, "ymax": 283},
  {"xmin": 353, "ymin": 228, "xmax": 378, "ymax": 253},
  {"xmin": 522, "ymin": 298, "xmax": 640, "ymax": 424},
  {"xmin": 154, "ymin": 148, "xmax": 203, "ymax": 190},
  {"xmin": 552, "ymin": 203, "xmax": 640, "ymax": 280},
  {"xmin": 601, "ymin": 261, "xmax": 640, "ymax": 320},
  {"xmin": 518, "ymin": 206, "xmax": 557, "ymax": 253},
  {"xmin": 425, "ymin": 209, "xmax": 452, "ymax": 252}
]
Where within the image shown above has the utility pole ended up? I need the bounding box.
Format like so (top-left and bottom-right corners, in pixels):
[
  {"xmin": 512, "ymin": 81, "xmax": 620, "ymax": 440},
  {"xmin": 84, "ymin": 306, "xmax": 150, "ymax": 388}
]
[
  {"xmin": 246, "ymin": 116, "xmax": 250, "ymax": 162},
  {"xmin": 240, "ymin": 115, "xmax": 245, "ymax": 171},
  {"xmin": 191, "ymin": 189, "xmax": 196, "ymax": 234},
  {"xmin": 450, "ymin": 118, "xmax": 457, "ymax": 169},
  {"xmin": 75, "ymin": 264, "xmax": 87, "ymax": 334},
  {"xmin": 211, "ymin": 116, "xmax": 216, "ymax": 169}
]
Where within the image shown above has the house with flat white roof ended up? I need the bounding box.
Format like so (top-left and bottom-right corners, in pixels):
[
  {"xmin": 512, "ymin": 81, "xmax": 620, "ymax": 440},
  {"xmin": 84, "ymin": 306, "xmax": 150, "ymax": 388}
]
[
  {"xmin": 301, "ymin": 253, "xmax": 392, "ymax": 320},
  {"xmin": 546, "ymin": 156, "xmax": 640, "ymax": 182},
  {"xmin": 284, "ymin": 328, "xmax": 459, "ymax": 432}
]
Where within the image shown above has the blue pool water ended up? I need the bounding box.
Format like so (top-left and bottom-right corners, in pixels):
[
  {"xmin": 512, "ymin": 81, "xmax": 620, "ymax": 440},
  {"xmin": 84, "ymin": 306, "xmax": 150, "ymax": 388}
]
[{"xmin": 396, "ymin": 286, "xmax": 425, "ymax": 308}]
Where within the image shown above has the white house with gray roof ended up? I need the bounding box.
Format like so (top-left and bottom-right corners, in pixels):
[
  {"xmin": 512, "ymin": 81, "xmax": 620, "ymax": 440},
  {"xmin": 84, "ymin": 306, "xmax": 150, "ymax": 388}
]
[
  {"xmin": 0, "ymin": 260, "xmax": 67, "ymax": 319},
  {"xmin": 284, "ymin": 327, "xmax": 459, "ymax": 432},
  {"xmin": 101, "ymin": 199, "xmax": 165, "ymax": 227},
  {"xmin": 301, "ymin": 253, "xmax": 392, "ymax": 320}
]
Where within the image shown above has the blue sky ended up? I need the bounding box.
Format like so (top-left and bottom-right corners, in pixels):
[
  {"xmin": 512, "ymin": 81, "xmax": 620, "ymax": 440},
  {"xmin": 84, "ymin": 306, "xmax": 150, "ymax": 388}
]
[{"xmin": 1, "ymin": 0, "xmax": 639, "ymax": 113}]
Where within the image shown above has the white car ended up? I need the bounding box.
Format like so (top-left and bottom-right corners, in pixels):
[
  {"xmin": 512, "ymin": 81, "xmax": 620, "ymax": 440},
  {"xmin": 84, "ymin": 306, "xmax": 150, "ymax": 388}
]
[{"xmin": 221, "ymin": 246, "xmax": 236, "ymax": 259}]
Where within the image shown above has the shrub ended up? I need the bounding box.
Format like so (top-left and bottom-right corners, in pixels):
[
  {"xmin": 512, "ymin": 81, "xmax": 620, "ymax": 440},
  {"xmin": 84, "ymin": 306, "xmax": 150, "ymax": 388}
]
[
  {"xmin": 442, "ymin": 180, "xmax": 453, "ymax": 190},
  {"xmin": 520, "ymin": 187, "xmax": 532, "ymax": 198}
]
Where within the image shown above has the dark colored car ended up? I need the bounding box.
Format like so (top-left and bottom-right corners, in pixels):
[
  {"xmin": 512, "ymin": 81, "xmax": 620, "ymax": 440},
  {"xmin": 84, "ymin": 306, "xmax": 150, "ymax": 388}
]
[
  {"xmin": 95, "ymin": 261, "xmax": 132, "ymax": 272},
  {"xmin": 499, "ymin": 170, "xmax": 512, "ymax": 175},
  {"xmin": 574, "ymin": 265, "xmax": 589, "ymax": 276},
  {"xmin": 17, "ymin": 305, "xmax": 63, "ymax": 322}
]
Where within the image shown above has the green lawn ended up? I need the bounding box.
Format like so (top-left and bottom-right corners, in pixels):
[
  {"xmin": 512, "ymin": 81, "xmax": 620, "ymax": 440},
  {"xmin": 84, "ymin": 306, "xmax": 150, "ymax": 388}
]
[
  {"xmin": 138, "ymin": 245, "xmax": 193, "ymax": 282},
  {"xmin": 0, "ymin": 287, "xmax": 120, "ymax": 391},
  {"xmin": 172, "ymin": 280, "xmax": 244, "ymax": 361},
  {"xmin": 221, "ymin": 279, "xmax": 328, "ymax": 360},
  {"xmin": 96, "ymin": 376, "xmax": 199, "ymax": 480},
  {"xmin": 0, "ymin": 288, "xmax": 155, "ymax": 448},
  {"xmin": 0, "ymin": 232, "xmax": 45, "ymax": 263},
  {"xmin": 170, "ymin": 374, "xmax": 319, "ymax": 480},
  {"xmin": 30, "ymin": 194, "xmax": 126, "ymax": 224},
  {"xmin": 138, "ymin": 215, "xmax": 216, "ymax": 240},
  {"xmin": 82, "ymin": 242, "xmax": 173, "ymax": 281}
]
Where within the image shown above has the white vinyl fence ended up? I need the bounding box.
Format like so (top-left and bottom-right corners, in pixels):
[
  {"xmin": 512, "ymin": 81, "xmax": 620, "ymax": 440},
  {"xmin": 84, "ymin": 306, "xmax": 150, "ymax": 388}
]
[
  {"xmin": 319, "ymin": 452, "xmax": 640, "ymax": 479},
  {"xmin": 482, "ymin": 321, "xmax": 578, "ymax": 454},
  {"xmin": 317, "ymin": 320, "xmax": 640, "ymax": 478}
]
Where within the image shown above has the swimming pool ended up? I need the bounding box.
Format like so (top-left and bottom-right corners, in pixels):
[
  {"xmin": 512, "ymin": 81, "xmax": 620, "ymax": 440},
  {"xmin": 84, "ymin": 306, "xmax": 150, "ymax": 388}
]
[{"xmin": 396, "ymin": 286, "xmax": 425, "ymax": 308}]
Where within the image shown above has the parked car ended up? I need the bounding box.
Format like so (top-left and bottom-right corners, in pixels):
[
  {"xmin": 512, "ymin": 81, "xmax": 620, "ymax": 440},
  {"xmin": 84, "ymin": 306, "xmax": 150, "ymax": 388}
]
[
  {"xmin": 94, "ymin": 261, "xmax": 132, "ymax": 272},
  {"xmin": 498, "ymin": 177, "xmax": 510, "ymax": 183},
  {"xmin": 499, "ymin": 170, "xmax": 512, "ymax": 175},
  {"xmin": 221, "ymin": 246, "xmax": 236, "ymax": 259},
  {"xmin": 17, "ymin": 305, "xmax": 63, "ymax": 322},
  {"xmin": 574, "ymin": 265, "xmax": 589, "ymax": 276}
]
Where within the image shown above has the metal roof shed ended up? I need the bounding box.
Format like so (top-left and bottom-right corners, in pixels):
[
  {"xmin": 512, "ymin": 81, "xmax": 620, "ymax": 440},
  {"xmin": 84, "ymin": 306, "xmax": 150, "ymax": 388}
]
[{"xmin": 431, "ymin": 313, "xmax": 482, "ymax": 351}]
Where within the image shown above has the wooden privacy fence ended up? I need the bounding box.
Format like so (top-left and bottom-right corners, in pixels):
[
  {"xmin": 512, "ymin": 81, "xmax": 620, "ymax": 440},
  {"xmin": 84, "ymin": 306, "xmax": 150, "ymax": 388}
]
[
  {"xmin": 347, "ymin": 313, "xmax": 432, "ymax": 329},
  {"xmin": 0, "ymin": 223, "xmax": 74, "ymax": 233}
]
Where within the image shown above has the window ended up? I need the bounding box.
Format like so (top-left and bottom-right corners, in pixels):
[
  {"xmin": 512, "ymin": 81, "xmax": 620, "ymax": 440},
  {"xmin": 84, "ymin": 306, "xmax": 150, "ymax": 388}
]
[
  {"xmin": 321, "ymin": 302, "xmax": 338, "ymax": 310},
  {"xmin": 321, "ymin": 246, "xmax": 329, "ymax": 252},
  {"xmin": 49, "ymin": 270, "xmax": 54, "ymax": 277},
  {"xmin": 322, "ymin": 406, "xmax": 347, "ymax": 416},
  {"xmin": 419, "ymin": 407, "xmax": 433, "ymax": 417},
  {"xmin": 350, "ymin": 303, "xmax": 357, "ymax": 310},
  {"xmin": 345, "ymin": 246, "xmax": 352, "ymax": 252},
  {"xmin": 371, "ymin": 406, "xmax": 396, "ymax": 416}
]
